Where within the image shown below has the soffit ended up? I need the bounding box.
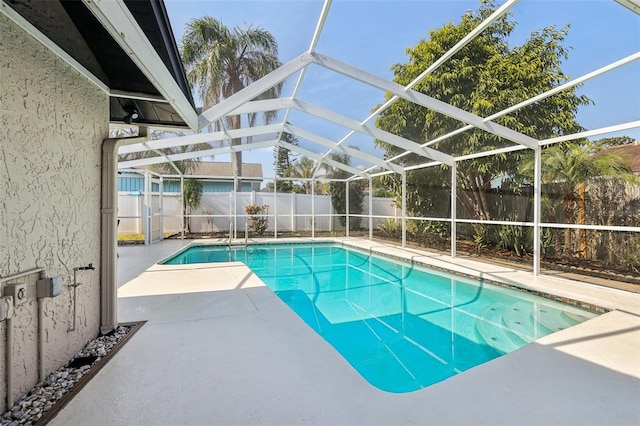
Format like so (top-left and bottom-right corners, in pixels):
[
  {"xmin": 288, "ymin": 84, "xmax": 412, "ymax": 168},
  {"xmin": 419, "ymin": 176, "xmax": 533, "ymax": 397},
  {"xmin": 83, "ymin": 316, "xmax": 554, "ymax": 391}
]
[{"xmin": 3, "ymin": 0, "xmax": 195, "ymax": 129}]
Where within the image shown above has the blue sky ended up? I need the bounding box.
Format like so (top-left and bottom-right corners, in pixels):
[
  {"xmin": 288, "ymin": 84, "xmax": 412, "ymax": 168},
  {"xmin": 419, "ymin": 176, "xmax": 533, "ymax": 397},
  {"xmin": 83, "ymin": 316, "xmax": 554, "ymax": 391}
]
[{"xmin": 164, "ymin": 0, "xmax": 640, "ymax": 178}]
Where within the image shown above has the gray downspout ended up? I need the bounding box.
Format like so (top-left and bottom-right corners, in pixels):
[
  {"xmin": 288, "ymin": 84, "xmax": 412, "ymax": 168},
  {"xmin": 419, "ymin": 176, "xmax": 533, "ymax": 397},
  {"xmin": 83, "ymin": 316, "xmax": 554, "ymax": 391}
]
[{"xmin": 100, "ymin": 133, "xmax": 147, "ymax": 335}]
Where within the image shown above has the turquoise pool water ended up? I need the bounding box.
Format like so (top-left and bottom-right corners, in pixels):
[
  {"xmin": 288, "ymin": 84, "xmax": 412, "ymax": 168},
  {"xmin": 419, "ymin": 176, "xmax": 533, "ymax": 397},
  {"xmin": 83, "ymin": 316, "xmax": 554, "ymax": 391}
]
[{"xmin": 163, "ymin": 243, "xmax": 597, "ymax": 392}]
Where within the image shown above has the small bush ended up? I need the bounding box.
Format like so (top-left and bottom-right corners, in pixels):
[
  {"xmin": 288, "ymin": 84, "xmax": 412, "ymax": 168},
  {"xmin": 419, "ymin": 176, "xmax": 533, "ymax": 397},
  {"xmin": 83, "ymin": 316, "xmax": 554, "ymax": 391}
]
[
  {"xmin": 494, "ymin": 215, "xmax": 532, "ymax": 257},
  {"xmin": 245, "ymin": 204, "xmax": 269, "ymax": 236},
  {"xmin": 378, "ymin": 218, "xmax": 401, "ymax": 238}
]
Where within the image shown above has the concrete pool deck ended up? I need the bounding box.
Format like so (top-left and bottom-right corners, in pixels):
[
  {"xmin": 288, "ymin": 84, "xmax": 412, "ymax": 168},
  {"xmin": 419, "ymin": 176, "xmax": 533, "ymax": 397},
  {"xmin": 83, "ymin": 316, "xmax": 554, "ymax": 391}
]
[{"xmin": 51, "ymin": 238, "xmax": 640, "ymax": 425}]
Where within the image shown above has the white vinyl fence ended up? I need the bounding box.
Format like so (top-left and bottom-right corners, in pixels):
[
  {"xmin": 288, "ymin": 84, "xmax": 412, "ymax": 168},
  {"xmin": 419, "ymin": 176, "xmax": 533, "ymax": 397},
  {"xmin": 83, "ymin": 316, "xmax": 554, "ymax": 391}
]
[{"xmin": 118, "ymin": 191, "xmax": 398, "ymax": 236}]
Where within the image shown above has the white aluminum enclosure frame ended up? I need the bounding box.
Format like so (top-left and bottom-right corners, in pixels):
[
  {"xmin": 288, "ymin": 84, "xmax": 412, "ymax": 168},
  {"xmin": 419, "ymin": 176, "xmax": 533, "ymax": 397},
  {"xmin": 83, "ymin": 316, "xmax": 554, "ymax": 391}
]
[{"xmin": 117, "ymin": 0, "xmax": 640, "ymax": 275}]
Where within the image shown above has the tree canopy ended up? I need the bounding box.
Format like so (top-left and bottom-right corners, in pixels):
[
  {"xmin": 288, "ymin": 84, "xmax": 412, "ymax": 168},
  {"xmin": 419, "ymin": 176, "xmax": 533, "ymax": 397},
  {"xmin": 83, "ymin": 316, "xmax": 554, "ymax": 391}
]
[
  {"xmin": 274, "ymin": 130, "xmax": 299, "ymax": 193},
  {"xmin": 181, "ymin": 17, "xmax": 282, "ymax": 190},
  {"xmin": 327, "ymin": 153, "xmax": 364, "ymax": 230},
  {"xmin": 375, "ymin": 1, "xmax": 591, "ymax": 221}
]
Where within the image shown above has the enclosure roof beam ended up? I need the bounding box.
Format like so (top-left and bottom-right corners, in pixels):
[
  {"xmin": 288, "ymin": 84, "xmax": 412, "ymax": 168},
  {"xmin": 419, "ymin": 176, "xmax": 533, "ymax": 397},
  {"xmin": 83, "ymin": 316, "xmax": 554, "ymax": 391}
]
[
  {"xmin": 539, "ymin": 120, "xmax": 640, "ymax": 146},
  {"xmin": 286, "ymin": 143, "xmax": 368, "ymax": 178},
  {"xmin": 197, "ymin": 52, "xmax": 315, "ymax": 128},
  {"xmin": 309, "ymin": 0, "xmax": 332, "ymax": 53},
  {"xmin": 142, "ymin": 142, "xmax": 183, "ymax": 176},
  {"xmin": 118, "ymin": 139, "xmax": 278, "ymax": 169},
  {"xmin": 290, "ymin": 99, "xmax": 453, "ymax": 165},
  {"xmin": 228, "ymin": 98, "xmax": 292, "ymax": 115},
  {"xmin": 310, "ymin": 52, "xmax": 540, "ymax": 150},
  {"xmin": 229, "ymin": 97, "xmax": 453, "ymax": 166},
  {"xmin": 281, "ymin": 0, "xmax": 333, "ymax": 126},
  {"xmin": 119, "ymin": 123, "xmax": 283, "ymax": 154},
  {"xmin": 404, "ymin": 118, "xmax": 640, "ymax": 171},
  {"xmin": 284, "ymin": 123, "xmax": 403, "ymax": 173}
]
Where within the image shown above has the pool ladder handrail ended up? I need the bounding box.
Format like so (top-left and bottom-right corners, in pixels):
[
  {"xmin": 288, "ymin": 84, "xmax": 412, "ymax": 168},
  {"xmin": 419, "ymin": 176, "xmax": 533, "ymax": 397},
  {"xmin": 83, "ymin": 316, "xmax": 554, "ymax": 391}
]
[{"xmin": 228, "ymin": 222, "xmax": 233, "ymax": 249}]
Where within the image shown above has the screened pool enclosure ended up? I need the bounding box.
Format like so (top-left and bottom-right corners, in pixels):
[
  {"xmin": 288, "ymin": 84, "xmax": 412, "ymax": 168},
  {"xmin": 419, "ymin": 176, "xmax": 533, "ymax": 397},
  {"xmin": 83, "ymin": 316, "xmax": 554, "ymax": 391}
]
[{"xmin": 115, "ymin": 0, "xmax": 640, "ymax": 278}]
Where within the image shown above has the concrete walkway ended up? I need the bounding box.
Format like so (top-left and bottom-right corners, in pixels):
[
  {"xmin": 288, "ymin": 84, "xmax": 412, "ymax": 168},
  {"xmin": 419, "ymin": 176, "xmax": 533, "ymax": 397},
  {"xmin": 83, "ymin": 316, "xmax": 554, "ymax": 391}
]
[{"xmin": 51, "ymin": 238, "xmax": 640, "ymax": 426}]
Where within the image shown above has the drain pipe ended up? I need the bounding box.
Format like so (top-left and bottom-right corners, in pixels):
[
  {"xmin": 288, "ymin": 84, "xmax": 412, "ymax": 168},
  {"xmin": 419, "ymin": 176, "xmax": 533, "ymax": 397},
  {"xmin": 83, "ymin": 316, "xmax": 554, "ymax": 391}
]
[{"xmin": 101, "ymin": 131, "xmax": 147, "ymax": 335}]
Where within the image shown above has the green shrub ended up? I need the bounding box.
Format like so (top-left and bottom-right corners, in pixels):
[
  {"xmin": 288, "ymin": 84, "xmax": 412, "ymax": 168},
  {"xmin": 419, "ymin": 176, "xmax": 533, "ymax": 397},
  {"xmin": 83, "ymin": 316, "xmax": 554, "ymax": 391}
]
[
  {"xmin": 245, "ymin": 204, "xmax": 269, "ymax": 236},
  {"xmin": 378, "ymin": 219, "xmax": 401, "ymax": 238}
]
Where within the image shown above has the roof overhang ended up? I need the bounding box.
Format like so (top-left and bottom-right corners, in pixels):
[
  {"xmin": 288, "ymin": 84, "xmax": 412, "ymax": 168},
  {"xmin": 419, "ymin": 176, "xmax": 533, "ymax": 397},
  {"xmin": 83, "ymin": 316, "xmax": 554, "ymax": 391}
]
[{"xmin": 1, "ymin": 0, "xmax": 198, "ymax": 130}]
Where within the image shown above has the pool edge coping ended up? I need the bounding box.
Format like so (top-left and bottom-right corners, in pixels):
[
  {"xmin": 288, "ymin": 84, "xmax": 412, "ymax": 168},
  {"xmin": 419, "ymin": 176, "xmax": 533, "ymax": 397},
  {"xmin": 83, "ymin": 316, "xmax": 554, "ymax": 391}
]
[{"xmin": 154, "ymin": 237, "xmax": 640, "ymax": 315}]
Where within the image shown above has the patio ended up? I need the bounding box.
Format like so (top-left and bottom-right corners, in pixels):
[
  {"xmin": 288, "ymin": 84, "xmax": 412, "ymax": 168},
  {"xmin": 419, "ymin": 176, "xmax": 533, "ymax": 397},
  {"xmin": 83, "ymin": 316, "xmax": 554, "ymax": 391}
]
[
  {"xmin": 49, "ymin": 239, "xmax": 640, "ymax": 425},
  {"xmin": 2, "ymin": 0, "xmax": 638, "ymax": 423}
]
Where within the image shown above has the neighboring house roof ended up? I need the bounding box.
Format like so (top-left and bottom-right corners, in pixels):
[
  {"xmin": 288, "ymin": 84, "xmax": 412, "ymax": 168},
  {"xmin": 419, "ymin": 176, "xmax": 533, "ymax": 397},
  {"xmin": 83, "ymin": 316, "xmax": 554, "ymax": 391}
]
[
  {"xmin": 4, "ymin": 0, "xmax": 196, "ymax": 129},
  {"xmin": 596, "ymin": 143, "xmax": 640, "ymax": 174},
  {"xmin": 189, "ymin": 162, "xmax": 264, "ymax": 181}
]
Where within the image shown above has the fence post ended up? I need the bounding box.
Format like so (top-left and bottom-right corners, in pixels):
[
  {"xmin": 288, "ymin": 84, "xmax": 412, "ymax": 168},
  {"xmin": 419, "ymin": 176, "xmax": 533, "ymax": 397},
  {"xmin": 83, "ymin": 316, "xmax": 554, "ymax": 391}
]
[{"xmin": 292, "ymin": 192, "xmax": 296, "ymax": 233}]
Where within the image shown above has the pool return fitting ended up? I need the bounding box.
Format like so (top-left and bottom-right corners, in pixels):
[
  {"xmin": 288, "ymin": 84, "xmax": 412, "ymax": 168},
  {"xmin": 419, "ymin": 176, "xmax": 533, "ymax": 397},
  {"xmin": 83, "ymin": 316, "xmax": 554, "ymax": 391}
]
[{"xmin": 68, "ymin": 263, "xmax": 95, "ymax": 332}]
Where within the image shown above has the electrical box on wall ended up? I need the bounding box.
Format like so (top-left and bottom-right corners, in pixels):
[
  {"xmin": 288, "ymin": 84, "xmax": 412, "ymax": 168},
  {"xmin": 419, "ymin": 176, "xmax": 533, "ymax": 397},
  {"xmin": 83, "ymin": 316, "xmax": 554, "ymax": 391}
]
[
  {"xmin": 0, "ymin": 296, "xmax": 15, "ymax": 321},
  {"xmin": 4, "ymin": 283, "xmax": 28, "ymax": 306},
  {"xmin": 37, "ymin": 276, "xmax": 63, "ymax": 298}
]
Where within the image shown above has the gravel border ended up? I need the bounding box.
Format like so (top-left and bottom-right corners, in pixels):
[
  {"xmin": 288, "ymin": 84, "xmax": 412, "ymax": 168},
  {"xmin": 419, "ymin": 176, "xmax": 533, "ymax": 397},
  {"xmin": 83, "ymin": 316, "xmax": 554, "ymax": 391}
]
[{"xmin": 1, "ymin": 322, "xmax": 144, "ymax": 426}]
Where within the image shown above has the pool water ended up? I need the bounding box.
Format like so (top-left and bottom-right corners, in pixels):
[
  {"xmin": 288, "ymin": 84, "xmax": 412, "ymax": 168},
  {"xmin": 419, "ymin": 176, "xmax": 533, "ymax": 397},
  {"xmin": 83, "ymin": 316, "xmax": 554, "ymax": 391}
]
[{"xmin": 163, "ymin": 243, "xmax": 598, "ymax": 392}]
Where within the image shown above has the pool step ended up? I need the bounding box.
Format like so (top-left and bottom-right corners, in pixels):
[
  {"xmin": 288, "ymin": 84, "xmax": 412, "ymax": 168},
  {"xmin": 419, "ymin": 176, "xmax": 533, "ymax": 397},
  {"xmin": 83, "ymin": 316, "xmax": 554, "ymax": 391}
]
[
  {"xmin": 534, "ymin": 306, "xmax": 574, "ymax": 333},
  {"xmin": 501, "ymin": 303, "xmax": 539, "ymax": 343},
  {"xmin": 563, "ymin": 310, "xmax": 595, "ymax": 323},
  {"xmin": 476, "ymin": 300, "xmax": 593, "ymax": 354},
  {"xmin": 476, "ymin": 305, "xmax": 529, "ymax": 354}
]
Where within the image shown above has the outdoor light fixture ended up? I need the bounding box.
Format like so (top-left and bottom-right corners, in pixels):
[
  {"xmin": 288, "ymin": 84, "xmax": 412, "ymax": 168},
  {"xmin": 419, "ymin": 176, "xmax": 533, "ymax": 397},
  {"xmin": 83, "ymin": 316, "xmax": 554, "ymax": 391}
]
[{"xmin": 123, "ymin": 108, "xmax": 139, "ymax": 124}]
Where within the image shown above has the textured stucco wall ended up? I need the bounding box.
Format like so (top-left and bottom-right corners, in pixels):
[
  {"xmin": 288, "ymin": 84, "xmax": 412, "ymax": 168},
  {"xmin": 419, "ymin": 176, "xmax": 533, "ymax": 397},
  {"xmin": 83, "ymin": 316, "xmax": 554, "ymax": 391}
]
[{"xmin": 0, "ymin": 14, "xmax": 107, "ymax": 412}]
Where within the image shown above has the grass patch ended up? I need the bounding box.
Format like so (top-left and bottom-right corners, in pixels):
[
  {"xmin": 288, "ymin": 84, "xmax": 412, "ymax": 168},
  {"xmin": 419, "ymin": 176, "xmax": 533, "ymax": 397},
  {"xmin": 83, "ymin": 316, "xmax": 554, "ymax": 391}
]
[
  {"xmin": 118, "ymin": 233, "xmax": 144, "ymax": 241},
  {"xmin": 118, "ymin": 233, "xmax": 174, "ymax": 241}
]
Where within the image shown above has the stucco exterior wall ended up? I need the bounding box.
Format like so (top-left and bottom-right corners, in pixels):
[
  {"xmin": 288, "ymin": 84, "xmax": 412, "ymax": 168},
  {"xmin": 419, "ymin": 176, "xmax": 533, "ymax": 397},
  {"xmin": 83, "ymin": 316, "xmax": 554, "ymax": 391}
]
[{"xmin": 0, "ymin": 14, "xmax": 107, "ymax": 412}]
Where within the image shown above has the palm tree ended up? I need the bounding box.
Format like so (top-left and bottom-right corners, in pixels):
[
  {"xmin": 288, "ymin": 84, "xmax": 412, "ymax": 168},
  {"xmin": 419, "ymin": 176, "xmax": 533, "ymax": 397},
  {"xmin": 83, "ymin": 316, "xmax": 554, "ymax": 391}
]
[
  {"xmin": 286, "ymin": 156, "xmax": 319, "ymax": 194},
  {"xmin": 183, "ymin": 178, "xmax": 203, "ymax": 233},
  {"xmin": 181, "ymin": 17, "xmax": 283, "ymax": 191},
  {"xmin": 535, "ymin": 140, "xmax": 635, "ymax": 257}
]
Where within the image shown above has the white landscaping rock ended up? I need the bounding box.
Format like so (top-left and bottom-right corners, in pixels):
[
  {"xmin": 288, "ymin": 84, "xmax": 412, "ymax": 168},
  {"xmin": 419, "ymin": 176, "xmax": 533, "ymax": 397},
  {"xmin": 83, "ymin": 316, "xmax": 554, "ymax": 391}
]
[{"xmin": 0, "ymin": 325, "xmax": 134, "ymax": 426}]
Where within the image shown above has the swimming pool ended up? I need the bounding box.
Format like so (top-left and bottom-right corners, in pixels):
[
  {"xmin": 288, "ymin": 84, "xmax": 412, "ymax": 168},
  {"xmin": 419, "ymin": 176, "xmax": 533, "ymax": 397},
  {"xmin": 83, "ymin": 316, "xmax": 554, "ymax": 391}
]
[{"xmin": 163, "ymin": 243, "xmax": 597, "ymax": 392}]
